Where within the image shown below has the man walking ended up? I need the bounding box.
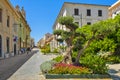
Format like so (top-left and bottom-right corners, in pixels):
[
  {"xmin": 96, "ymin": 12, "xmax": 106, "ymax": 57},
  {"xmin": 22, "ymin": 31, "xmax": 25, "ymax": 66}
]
[{"xmin": 27, "ymin": 47, "xmax": 31, "ymax": 54}]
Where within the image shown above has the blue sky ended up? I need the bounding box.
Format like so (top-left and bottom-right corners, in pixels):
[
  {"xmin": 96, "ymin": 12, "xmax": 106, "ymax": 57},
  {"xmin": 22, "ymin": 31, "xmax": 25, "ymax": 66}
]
[{"xmin": 10, "ymin": 0, "xmax": 117, "ymax": 44}]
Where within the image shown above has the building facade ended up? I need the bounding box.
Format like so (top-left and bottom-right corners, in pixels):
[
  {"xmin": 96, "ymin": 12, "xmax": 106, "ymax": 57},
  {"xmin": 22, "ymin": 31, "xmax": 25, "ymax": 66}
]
[
  {"xmin": 37, "ymin": 33, "xmax": 53, "ymax": 48},
  {"xmin": 109, "ymin": 0, "xmax": 120, "ymax": 18},
  {"xmin": 15, "ymin": 6, "xmax": 31, "ymax": 50},
  {"xmin": 0, "ymin": 0, "xmax": 31, "ymax": 59},
  {"xmin": 30, "ymin": 38, "xmax": 35, "ymax": 48},
  {"xmin": 52, "ymin": 2, "xmax": 110, "ymax": 50}
]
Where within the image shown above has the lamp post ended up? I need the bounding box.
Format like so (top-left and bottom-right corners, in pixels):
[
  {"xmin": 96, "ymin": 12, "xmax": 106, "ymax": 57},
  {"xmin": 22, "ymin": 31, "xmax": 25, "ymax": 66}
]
[{"xmin": 80, "ymin": 13, "xmax": 82, "ymax": 27}]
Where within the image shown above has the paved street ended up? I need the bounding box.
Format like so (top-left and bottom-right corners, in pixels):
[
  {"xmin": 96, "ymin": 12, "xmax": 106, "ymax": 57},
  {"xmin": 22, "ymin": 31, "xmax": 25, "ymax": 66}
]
[
  {"xmin": 0, "ymin": 50, "xmax": 36, "ymax": 80},
  {"xmin": 0, "ymin": 48, "xmax": 119, "ymax": 80},
  {"xmin": 8, "ymin": 48, "xmax": 57, "ymax": 80}
]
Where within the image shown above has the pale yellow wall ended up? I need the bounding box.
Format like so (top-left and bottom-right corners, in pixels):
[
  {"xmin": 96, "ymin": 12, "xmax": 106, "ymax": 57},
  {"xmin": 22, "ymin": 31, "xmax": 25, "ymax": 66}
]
[
  {"xmin": 0, "ymin": 0, "xmax": 31, "ymax": 58},
  {"xmin": 0, "ymin": 0, "xmax": 20, "ymax": 58}
]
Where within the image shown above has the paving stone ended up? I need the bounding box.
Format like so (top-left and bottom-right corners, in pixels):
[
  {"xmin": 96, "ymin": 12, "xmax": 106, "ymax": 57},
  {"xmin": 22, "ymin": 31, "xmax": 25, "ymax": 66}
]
[{"xmin": 8, "ymin": 48, "xmax": 56, "ymax": 80}]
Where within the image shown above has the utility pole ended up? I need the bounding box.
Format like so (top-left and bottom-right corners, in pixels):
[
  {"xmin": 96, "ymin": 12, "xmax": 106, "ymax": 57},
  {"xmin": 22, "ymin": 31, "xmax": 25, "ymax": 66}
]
[{"xmin": 80, "ymin": 13, "xmax": 82, "ymax": 27}]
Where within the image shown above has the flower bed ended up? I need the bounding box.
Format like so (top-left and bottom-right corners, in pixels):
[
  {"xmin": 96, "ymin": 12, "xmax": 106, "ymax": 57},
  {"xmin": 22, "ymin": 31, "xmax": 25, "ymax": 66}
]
[
  {"xmin": 48, "ymin": 63, "xmax": 92, "ymax": 74},
  {"xmin": 40, "ymin": 62, "xmax": 111, "ymax": 79}
]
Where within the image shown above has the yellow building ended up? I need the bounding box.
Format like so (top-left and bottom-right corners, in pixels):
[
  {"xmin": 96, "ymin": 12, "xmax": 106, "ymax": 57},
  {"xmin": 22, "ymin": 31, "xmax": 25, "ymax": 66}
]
[
  {"xmin": 109, "ymin": 0, "xmax": 120, "ymax": 18},
  {"xmin": 15, "ymin": 6, "xmax": 31, "ymax": 50},
  {"xmin": 0, "ymin": 0, "xmax": 31, "ymax": 59}
]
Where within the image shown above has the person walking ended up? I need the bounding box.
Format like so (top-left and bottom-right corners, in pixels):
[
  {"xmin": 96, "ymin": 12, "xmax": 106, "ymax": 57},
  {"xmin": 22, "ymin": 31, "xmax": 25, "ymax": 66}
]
[{"xmin": 27, "ymin": 47, "xmax": 31, "ymax": 54}]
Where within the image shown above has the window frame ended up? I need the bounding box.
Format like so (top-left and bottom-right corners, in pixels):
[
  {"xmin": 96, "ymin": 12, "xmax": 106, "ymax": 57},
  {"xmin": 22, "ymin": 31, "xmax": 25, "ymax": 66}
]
[
  {"xmin": 98, "ymin": 10, "xmax": 102, "ymax": 17},
  {"xmin": 87, "ymin": 9, "xmax": 91, "ymax": 16},
  {"xmin": 6, "ymin": 37, "xmax": 9, "ymax": 53},
  {"xmin": 87, "ymin": 22, "xmax": 91, "ymax": 25},
  {"xmin": 74, "ymin": 8, "xmax": 79, "ymax": 15},
  {"xmin": 7, "ymin": 16, "xmax": 10, "ymax": 27}
]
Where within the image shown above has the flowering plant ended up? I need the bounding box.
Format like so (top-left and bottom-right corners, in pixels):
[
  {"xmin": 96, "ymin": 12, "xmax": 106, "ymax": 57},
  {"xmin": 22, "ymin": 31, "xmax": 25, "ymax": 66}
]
[{"xmin": 49, "ymin": 63, "xmax": 92, "ymax": 74}]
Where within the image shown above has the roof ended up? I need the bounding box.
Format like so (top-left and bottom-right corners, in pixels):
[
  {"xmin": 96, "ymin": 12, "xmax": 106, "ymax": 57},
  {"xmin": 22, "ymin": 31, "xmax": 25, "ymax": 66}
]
[
  {"xmin": 52, "ymin": 2, "xmax": 110, "ymax": 29},
  {"xmin": 109, "ymin": 0, "xmax": 120, "ymax": 10},
  {"xmin": 64, "ymin": 2, "xmax": 110, "ymax": 7}
]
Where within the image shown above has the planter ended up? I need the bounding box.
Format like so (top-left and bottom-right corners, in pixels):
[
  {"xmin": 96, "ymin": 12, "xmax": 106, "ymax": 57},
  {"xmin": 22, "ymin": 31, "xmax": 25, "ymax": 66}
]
[{"xmin": 45, "ymin": 74, "xmax": 111, "ymax": 79}]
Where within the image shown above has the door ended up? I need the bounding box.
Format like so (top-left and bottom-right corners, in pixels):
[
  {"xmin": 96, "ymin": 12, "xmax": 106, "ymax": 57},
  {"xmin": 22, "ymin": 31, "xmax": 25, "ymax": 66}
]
[
  {"xmin": 0, "ymin": 35, "xmax": 2, "ymax": 57},
  {"xmin": 14, "ymin": 44, "xmax": 16, "ymax": 55}
]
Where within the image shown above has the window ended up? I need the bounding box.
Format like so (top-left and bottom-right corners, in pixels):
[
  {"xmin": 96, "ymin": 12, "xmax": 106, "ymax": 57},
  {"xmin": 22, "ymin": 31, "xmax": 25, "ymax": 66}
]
[
  {"xmin": 74, "ymin": 8, "xmax": 79, "ymax": 15},
  {"xmin": 87, "ymin": 22, "xmax": 91, "ymax": 25},
  {"xmin": 7, "ymin": 16, "xmax": 10, "ymax": 27},
  {"xmin": 87, "ymin": 9, "xmax": 91, "ymax": 16},
  {"xmin": 0, "ymin": 9, "xmax": 2, "ymax": 22},
  {"xmin": 6, "ymin": 37, "xmax": 9, "ymax": 53},
  {"xmin": 98, "ymin": 10, "xmax": 102, "ymax": 17},
  {"xmin": 75, "ymin": 22, "xmax": 79, "ymax": 25}
]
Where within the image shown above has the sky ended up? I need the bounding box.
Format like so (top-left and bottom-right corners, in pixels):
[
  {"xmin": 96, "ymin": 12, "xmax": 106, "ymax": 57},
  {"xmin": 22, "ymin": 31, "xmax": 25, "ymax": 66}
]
[{"xmin": 10, "ymin": 0, "xmax": 117, "ymax": 44}]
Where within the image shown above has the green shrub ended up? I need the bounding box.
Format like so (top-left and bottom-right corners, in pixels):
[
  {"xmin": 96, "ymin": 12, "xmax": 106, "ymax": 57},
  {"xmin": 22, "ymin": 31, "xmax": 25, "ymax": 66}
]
[
  {"xmin": 72, "ymin": 51, "xmax": 78, "ymax": 62},
  {"xmin": 85, "ymin": 38, "xmax": 116, "ymax": 55},
  {"xmin": 52, "ymin": 48, "xmax": 59, "ymax": 53},
  {"xmin": 52, "ymin": 56, "xmax": 63, "ymax": 62},
  {"xmin": 105, "ymin": 55, "xmax": 120, "ymax": 64},
  {"xmin": 40, "ymin": 60, "xmax": 57, "ymax": 73},
  {"xmin": 80, "ymin": 54, "xmax": 108, "ymax": 74},
  {"xmin": 49, "ymin": 63, "xmax": 92, "ymax": 74},
  {"xmin": 41, "ymin": 44, "xmax": 51, "ymax": 54},
  {"xmin": 41, "ymin": 48, "xmax": 50, "ymax": 54}
]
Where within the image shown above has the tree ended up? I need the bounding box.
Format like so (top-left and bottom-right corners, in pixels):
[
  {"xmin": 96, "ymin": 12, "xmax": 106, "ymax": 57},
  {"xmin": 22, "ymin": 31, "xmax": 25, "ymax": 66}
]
[
  {"xmin": 74, "ymin": 19, "xmax": 116, "ymax": 64},
  {"xmin": 53, "ymin": 16, "xmax": 78, "ymax": 64},
  {"xmin": 53, "ymin": 15, "xmax": 120, "ymax": 65}
]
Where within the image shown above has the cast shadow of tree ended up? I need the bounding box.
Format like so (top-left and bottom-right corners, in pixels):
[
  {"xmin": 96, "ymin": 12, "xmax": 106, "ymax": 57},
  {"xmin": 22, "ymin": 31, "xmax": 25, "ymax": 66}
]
[{"xmin": 108, "ymin": 69, "xmax": 120, "ymax": 80}]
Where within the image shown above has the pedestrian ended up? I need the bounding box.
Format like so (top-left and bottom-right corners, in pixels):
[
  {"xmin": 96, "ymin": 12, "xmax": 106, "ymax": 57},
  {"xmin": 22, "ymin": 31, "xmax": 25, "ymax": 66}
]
[{"xmin": 27, "ymin": 47, "xmax": 31, "ymax": 54}]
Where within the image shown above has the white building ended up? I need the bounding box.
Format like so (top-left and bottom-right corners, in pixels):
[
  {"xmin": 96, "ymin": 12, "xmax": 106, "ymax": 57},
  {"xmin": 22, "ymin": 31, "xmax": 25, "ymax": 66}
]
[{"xmin": 52, "ymin": 2, "xmax": 110, "ymax": 49}]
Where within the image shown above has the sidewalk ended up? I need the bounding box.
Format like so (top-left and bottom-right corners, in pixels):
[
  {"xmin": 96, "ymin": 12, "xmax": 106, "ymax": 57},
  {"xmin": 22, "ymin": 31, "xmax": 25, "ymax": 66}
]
[
  {"xmin": 0, "ymin": 50, "xmax": 35, "ymax": 80},
  {"xmin": 108, "ymin": 64, "xmax": 120, "ymax": 80},
  {"xmin": 8, "ymin": 48, "xmax": 57, "ymax": 80},
  {"xmin": 8, "ymin": 48, "xmax": 120, "ymax": 80}
]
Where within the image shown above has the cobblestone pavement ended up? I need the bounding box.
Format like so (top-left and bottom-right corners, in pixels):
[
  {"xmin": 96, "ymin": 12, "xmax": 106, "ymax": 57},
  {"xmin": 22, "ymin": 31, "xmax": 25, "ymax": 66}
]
[{"xmin": 0, "ymin": 50, "xmax": 36, "ymax": 80}]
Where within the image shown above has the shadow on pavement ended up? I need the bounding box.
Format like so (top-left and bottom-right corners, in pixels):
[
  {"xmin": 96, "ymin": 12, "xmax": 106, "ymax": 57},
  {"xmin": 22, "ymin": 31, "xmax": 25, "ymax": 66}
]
[{"xmin": 108, "ymin": 69, "xmax": 120, "ymax": 80}]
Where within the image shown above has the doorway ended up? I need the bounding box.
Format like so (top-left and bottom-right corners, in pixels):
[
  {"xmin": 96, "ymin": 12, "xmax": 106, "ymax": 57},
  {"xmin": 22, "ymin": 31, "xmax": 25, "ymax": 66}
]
[
  {"xmin": 0, "ymin": 35, "xmax": 2, "ymax": 57},
  {"xmin": 14, "ymin": 44, "xmax": 16, "ymax": 55}
]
